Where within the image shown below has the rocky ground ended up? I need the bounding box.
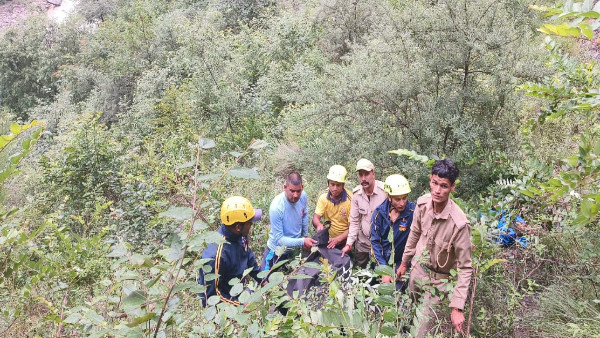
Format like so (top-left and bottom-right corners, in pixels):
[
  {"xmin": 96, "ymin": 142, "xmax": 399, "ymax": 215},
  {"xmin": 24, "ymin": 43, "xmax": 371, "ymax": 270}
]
[{"xmin": 0, "ymin": 0, "xmax": 53, "ymax": 31}]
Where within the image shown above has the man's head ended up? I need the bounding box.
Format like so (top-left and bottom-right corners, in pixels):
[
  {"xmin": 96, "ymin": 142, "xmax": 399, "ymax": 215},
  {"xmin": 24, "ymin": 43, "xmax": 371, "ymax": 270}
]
[
  {"xmin": 284, "ymin": 172, "xmax": 304, "ymax": 203},
  {"xmin": 327, "ymin": 165, "xmax": 347, "ymax": 200},
  {"xmin": 221, "ymin": 196, "xmax": 262, "ymax": 236},
  {"xmin": 430, "ymin": 158, "xmax": 459, "ymax": 205},
  {"xmin": 384, "ymin": 174, "xmax": 411, "ymax": 213},
  {"xmin": 356, "ymin": 158, "xmax": 375, "ymax": 191}
]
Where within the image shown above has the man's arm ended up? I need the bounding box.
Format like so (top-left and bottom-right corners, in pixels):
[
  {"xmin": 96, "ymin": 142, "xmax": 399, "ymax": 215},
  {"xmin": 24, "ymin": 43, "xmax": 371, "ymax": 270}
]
[
  {"xmin": 370, "ymin": 210, "xmax": 389, "ymax": 266},
  {"xmin": 346, "ymin": 196, "xmax": 360, "ymax": 247},
  {"xmin": 313, "ymin": 214, "xmax": 324, "ymax": 231},
  {"xmin": 371, "ymin": 210, "xmax": 394, "ymax": 283},
  {"xmin": 328, "ymin": 229, "xmax": 348, "ymax": 249},
  {"xmin": 313, "ymin": 194, "xmax": 326, "ymax": 232},
  {"xmin": 248, "ymin": 247, "xmax": 262, "ymax": 283},
  {"xmin": 449, "ymin": 224, "xmax": 473, "ymax": 310},
  {"xmin": 301, "ymin": 193, "xmax": 309, "ymax": 238},
  {"xmin": 449, "ymin": 222, "xmax": 473, "ymax": 334},
  {"xmin": 401, "ymin": 202, "xmax": 422, "ymax": 264},
  {"xmin": 398, "ymin": 203, "xmax": 423, "ymax": 279}
]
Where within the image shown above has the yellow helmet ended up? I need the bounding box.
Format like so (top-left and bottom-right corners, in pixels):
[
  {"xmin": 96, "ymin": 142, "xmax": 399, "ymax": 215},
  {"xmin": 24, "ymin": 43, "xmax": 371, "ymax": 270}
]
[
  {"xmin": 384, "ymin": 174, "xmax": 411, "ymax": 196},
  {"xmin": 220, "ymin": 196, "xmax": 262, "ymax": 226},
  {"xmin": 327, "ymin": 165, "xmax": 348, "ymax": 183}
]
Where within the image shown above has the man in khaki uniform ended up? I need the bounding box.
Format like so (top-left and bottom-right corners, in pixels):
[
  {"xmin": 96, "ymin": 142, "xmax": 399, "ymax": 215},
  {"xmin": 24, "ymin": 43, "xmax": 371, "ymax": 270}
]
[
  {"xmin": 397, "ymin": 158, "xmax": 472, "ymax": 337},
  {"xmin": 341, "ymin": 158, "xmax": 387, "ymax": 268}
]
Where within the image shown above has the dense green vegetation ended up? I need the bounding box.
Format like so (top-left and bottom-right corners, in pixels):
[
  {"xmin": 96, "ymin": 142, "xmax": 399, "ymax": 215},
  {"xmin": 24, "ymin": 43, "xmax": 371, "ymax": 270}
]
[{"xmin": 1, "ymin": 0, "xmax": 600, "ymax": 336}]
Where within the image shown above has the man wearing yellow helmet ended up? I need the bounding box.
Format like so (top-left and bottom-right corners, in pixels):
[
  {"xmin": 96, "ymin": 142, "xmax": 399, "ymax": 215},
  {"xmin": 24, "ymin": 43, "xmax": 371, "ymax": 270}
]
[
  {"xmin": 313, "ymin": 165, "xmax": 353, "ymax": 249},
  {"xmin": 370, "ymin": 174, "xmax": 415, "ymax": 289},
  {"xmin": 198, "ymin": 196, "xmax": 263, "ymax": 306}
]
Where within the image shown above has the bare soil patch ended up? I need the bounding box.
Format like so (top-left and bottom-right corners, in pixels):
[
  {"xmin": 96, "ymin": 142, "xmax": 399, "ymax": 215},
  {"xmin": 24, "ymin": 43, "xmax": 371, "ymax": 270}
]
[{"xmin": 0, "ymin": 0, "xmax": 53, "ymax": 31}]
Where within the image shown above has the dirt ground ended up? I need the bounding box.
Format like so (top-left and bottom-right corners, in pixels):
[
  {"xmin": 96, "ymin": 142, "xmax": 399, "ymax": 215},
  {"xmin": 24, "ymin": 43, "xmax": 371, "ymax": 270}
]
[{"xmin": 0, "ymin": 0, "xmax": 53, "ymax": 31}]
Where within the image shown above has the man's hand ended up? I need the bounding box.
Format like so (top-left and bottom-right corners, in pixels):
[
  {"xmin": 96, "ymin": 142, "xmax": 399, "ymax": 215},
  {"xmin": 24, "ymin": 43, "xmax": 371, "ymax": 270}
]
[
  {"xmin": 327, "ymin": 236, "xmax": 342, "ymax": 249},
  {"xmin": 381, "ymin": 275, "xmax": 393, "ymax": 283},
  {"xmin": 341, "ymin": 244, "xmax": 352, "ymax": 257},
  {"xmin": 396, "ymin": 262, "xmax": 408, "ymax": 281},
  {"xmin": 315, "ymin": 224, "xmax": 324, "ymax": 232},
  {"xmin": 451, "ymin": 308, "xmax": 465, "ymax": 334},
  {"xmin": 303, "ymin": 237, "xmax": 317, "ymax": 250}
]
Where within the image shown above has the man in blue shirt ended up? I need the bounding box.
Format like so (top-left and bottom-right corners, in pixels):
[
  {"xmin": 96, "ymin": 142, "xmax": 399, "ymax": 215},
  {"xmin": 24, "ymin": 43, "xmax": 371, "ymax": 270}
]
[
  {"xmin": 198, "ymin": 196, "xmax": 263, "ymax": 306},
  {"xmin": 371, "ymin": 174, "xmax": 415, "ymax": 290},
  {"xmin": 261, "ymin": 172, "xmax": 317, "ymax": 271}
]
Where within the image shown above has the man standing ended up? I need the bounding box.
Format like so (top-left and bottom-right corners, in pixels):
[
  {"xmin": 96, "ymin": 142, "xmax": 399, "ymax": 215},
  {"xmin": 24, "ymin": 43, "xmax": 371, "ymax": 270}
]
[
  {"xmin": 397, "ymin": 159, "xmax": 473, "ymax": 336},
  {"xmin": 198, "ymin": 196, "xmax": 263, "ymax": 306},
  {"xmin": 341, "ymin": 158, "xmax": 387, "ymax": 268},
  {"xmin": 371, "ymin": 174, "xmax": 415, "ymax": 290},
  {"xmin": 313, "ymin": 165, "xmax": 353, "ymax": 249},
  {"xmin": 262, "ymin": 172, "xmax": 317, "ymax": 271}
]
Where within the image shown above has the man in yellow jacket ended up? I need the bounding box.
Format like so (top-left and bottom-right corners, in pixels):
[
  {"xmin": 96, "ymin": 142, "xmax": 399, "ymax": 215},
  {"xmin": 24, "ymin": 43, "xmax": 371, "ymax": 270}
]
[{"xmin": 397, "ymin": 158, "xmax": 473, "ymax": 337}]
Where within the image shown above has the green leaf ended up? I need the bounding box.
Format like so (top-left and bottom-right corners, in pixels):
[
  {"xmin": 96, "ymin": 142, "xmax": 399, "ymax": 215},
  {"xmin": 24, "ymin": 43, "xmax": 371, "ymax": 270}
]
[
  {"xmin": 380, "ymin": 323, "xmax": 397, "ymax": 337},
  {"xmin": 176, "ymin": 161, "xmax": 195, "ymax": 169},
  {"xmin": 519, "ymin": 189, "xmax": 534, "ymax": 197},
  {"xmin": 167, "ymin": 235, "xmax": 184, "ymax": 262},
  {"xmin": 173, "ymin": 282, "xmax": 201, "ymax": 293},
  {"xmin": 204, "ymin": 305, "xmax": 217, "ymax": 320},
  {"xmin": 388, "ymin": 149, "xmax": 430, "ymax": 164},
  {"xmin": 289, "ymin": 274, "xmax": 313, "ymax": 280},
  {"xmin": 579, "ymin": 22, "xmax": 593, "ymax": 39},
  {"xmin": 303, "ymin": 262, "xmax": 322, "ymax": 270},
  {"xmin": 228, "ymin": 167, "xmax": 260, "ymax": 179},
  {"xmin": 374, "ymin": 264, "xmax": 395, "ymax": 277},
  {"xmin": 230, "ymin": 283, "xmax": 244, "ymax": 297},
  {"xmin": 107, "ymin": 243, "xmax": 128, "ymax": 258},
  {"xmin": 580, "ymin": 10, "xmax": 600, "ymax": 18},
  {"xmin": 126, "ymin": 313, "xmax": 156, "ymax": 327},
  {"xmin": 248, "ymin": 139, "xmax": 269, "ymax": 149},
  {"xmin": 64, "ymin": 312, "xmax": 82, "ymax": 324},
  {"xmin": 123, "ymin": 290, "xmax": 147, "ymax": 308},
  {"xmin": 383, "ymin": 309, "xmax": 398, "ymax": 322},
  {"xmin": 378, "ymin": 282, "xmax": 396, "ymax": 296},
  {"xmin": 21, "ymin": 139, "xmax": 31, "ymax": 151},
  {"xmin": 268, "ymin": 271, "xmax": 284, "ymax": 285},
  {"xmin": 563, "ymin": 155, "xmax": 580, "ymax": 166},
  {"xmin": 159, "ymin": 206, "xmax": 194, "ymax": 221},
  {"xmin": 10, "ymin": 123, "xmax": 21, "ymax": 135},
  {"xmin": 480, "ymin": 258, "xmax": 506, "ymax": 274},
  {"xmin": 196, "ymin": 173, "xmax": 221, "ymax": 181},
  {"xmin": 581, "ymin": 199, "xmax": 593, "ymax": 218},
  {"xmin": 201, "ymin": 231, "xmax": 227, "ymax": 245},
  {"xmin": 229, "ymin": 151, "xmax": 244, "ymax": 158},
  {"xmin": 84, "ymin": 310, "xmax": 104, "ymax": 324},
  {"xmin": 198, "ymin": 138, "xmax": 216, "ymax": 149},
  {"xmin": 374, "ymin": 295, "xmax": 395, "ymax": 307}
]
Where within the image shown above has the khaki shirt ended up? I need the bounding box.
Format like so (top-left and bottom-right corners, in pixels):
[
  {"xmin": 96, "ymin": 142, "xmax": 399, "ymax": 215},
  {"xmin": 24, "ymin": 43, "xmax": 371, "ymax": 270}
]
[
  {"xmin": 402, "ymin": 193, "xmax": 473, "ymax": 309},
  {"xmin": 347, "ymin": 180, "xmax": 387, "ymax": 252}
]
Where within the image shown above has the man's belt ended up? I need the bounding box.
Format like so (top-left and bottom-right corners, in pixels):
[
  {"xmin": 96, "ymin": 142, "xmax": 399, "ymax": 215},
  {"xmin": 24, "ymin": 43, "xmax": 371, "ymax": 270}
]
[{"xmin": 420, "ymin": 263, "xmax": 451, "ymax": 280}]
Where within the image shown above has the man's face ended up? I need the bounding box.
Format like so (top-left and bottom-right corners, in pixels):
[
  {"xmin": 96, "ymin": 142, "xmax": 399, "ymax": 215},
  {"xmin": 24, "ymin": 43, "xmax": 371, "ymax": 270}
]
[
  {"xmin": 240, "ymin": 221, "xmax": 252, "ymax": 237},
  {"xmin": 358, "ymin": 170, "xmax": 375, "ymax": 189},
  {"xmin": 284, "ymin": 183, "xmax": 303, "ymax": 203},
  {"xmin": 429, "ymin": 174, "xmax": 455, "ymax": 205},
  {"xmin": 328, "ymin": 180, "xmax": 344, "ymax": 200},
  {"xmin": 389, "ymin": 194, "xmax": 408, "ymax": 212}
]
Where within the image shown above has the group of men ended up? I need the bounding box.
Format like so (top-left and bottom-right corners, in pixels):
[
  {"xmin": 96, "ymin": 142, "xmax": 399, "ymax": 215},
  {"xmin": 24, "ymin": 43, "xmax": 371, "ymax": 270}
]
[{"xmin": 198, "ymin": 158, "xmax": 472, "ymax": 336}]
